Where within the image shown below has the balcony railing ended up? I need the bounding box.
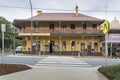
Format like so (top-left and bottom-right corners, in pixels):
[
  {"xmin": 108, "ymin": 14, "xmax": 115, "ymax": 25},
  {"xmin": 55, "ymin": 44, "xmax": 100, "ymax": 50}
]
[{"xmin": 13, "ymin": 28, "xmax": 102, "ymax": 34}]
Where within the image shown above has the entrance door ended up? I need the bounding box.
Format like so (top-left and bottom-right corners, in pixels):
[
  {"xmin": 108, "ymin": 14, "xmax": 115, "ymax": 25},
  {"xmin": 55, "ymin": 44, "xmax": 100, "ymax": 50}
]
[
  {"xmin": 32, "ymin": 41, "xmax": 40, "ymax": 54},
  {"xmin": 49, "ymin": 41, "xmax": 54, "ymax": 55},
  {"xmin": 32, "ymin": 45, "xmax": 36, "ymax": 54},
  {"xmin": 87, "ymin": 42, "xmax": 92, "ymax": 56}
]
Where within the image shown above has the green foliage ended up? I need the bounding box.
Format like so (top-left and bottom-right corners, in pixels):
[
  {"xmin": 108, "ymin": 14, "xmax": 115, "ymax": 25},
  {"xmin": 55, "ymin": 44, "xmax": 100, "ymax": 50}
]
[
  {"xmin": 98, "ymin": 64, "xmax": 120, "ymax": 80},
  {"xmin": 0, "ymin": 16, "xmax": 21, "ymax": 50},
  {"xmin": 0, "ymin": 16, "xmax": 12, "ymax": 49}
]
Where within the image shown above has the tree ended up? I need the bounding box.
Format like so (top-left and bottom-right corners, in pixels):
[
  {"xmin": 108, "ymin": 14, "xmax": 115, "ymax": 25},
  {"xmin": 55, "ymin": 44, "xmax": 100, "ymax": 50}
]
[{"xmin": 0, "ymin": 16, "xmax": 21, "ymax": 50}]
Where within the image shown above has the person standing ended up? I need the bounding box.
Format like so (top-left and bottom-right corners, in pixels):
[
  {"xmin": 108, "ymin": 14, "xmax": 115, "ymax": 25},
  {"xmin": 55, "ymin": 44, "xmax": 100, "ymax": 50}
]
[
  {"xmin": 49, "ymin": 42, "xmax": 53, "ymax": 55},
  {"xmin": 112, "ymin": 48, "xmax": 117, "ymax": 59}
]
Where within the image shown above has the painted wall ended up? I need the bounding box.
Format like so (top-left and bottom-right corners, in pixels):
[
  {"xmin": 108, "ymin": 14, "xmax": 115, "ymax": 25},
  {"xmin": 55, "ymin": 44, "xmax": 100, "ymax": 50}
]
[
  {"xmin": 19, "ymin": 21, "xmax": 102, "ymax": 53},
  {"xmin": 22, "ymin": 36, "xmax": 101, "ymax": 52}
]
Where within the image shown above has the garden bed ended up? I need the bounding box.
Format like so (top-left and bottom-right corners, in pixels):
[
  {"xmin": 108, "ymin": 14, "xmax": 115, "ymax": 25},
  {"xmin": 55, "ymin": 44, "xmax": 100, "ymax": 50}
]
[{"xmin": 0, "ymin": 64, "xmax": 32, "ymax": 76}]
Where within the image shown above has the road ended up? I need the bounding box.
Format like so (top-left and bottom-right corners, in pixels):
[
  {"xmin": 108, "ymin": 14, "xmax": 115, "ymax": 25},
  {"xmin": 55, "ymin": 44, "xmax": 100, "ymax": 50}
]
[
  {"xmin": 0, "ymin": 53, "xmax": 43, "ymax": 65},
  {"xmin": 0, "ymin": 53, "xmax": 120, "ymax": 67},
  {"xmin": 77, "ymin": 58, "xmax": 120, "ymax": 67}
]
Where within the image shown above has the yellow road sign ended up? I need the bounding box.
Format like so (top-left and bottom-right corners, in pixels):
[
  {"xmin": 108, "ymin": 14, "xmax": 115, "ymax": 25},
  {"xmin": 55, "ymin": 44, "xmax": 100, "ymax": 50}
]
[{"xmin": 102, "ymin": 20, "xmax": 109, "ymax": 34}]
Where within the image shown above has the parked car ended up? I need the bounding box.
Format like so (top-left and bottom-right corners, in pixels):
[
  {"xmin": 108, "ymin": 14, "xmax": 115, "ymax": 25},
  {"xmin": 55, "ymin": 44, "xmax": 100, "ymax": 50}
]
[{"xmin": 15, "ymin": 46, "xmax": 22, "ymax": 53}]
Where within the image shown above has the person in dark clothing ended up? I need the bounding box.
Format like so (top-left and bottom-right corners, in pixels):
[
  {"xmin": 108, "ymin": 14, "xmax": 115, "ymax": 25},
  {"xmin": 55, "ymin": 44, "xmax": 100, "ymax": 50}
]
[
  {"xmin": 112, "ymin": 48, "xmax": 117, "ymax": 59},
  {"xmin": 49, "ymin": 42, "xmax": 53, "ymax": 55},
  {"xmin": 108, "ymin": 48, "xmax": 110, "ymax": 57}
]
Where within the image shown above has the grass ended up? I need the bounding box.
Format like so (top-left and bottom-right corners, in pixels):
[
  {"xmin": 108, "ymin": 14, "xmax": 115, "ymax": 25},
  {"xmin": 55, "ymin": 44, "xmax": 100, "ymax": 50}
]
[
  {"xmin": 98, "ymin": 64, "xmax": 120, "ymax": 80},
  {"xmin": 0, "ymin": 64, "xmax": 32, "ymax": 76}
]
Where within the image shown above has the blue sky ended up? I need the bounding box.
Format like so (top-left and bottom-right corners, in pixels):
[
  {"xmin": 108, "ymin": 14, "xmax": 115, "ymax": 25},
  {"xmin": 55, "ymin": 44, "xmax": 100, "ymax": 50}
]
[{"xmin": 0, "ymin": 0, "xmax": 120, "ymax": 22}]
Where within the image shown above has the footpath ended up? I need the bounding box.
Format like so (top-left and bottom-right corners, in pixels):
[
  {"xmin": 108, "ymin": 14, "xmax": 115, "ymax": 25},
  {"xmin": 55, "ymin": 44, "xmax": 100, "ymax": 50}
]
[{"xmin": 0, "ymin": 56, "xmax": 109, "ymax": 80}]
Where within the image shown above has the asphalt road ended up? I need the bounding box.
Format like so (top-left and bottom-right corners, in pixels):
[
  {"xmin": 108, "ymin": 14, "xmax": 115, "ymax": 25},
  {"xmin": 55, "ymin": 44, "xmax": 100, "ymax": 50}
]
[
  {"xmin": 78, "ymin": 58, "xmax": 120, "ymax": 67},
  {"xmin": 0, "ymin": 56, "xmax": 43, "ymax": 65},
  {"xmin": 0, "ymin": 53, "xmax": 120, "ymax": 67}
]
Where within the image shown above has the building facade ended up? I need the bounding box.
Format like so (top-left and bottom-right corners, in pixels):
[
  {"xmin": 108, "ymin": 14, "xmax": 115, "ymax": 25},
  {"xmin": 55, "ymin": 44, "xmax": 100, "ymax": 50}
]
[
  {"xmin": 13, "ymin": 6, "xmax": 104, "ymax": 56},
  {"xmin": 107, "ymin": 18, "xmax": 120, "ymax": 56}
]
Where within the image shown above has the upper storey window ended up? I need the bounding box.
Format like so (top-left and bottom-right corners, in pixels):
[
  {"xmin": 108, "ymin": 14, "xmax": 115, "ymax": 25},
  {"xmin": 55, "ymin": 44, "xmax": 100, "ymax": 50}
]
[
  {"xmin": 92, "ymin": 24, "xmax": 97, "ymax": 33},
  {"xmin": 82, "ymin": 24, "xmax": 87, "ymax": 33},
  {"xmin": 49, "ymin": 24, "xmax": 54, "ymax": 33},
  {"xmin": 70, "ymin": 24, "xmax": 75, "ymax": 32},
  {"xmin": 61, "ymin": 24, "xmax": 66, "ymax": 32},
  {"xmin": 34, "ymin": 22, "xmax": 39, "ymax": 33},
  {"xmin": 34, "ymin": 22, "xmax": 39, "ymax": 28}
]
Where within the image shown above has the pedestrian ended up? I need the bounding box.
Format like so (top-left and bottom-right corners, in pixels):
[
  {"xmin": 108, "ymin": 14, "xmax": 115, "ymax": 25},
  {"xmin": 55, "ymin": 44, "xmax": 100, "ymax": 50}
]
[
  {"xmin": 108, "ymin": 48, "xmax": 110, "ymax": 57},
  {"xmin": 112, "ymin": 48, "xmax": 117, "ymax": 59},
  {"xmin": 49, "ymin": 42, "xmax": 53, "ymax": 55}
]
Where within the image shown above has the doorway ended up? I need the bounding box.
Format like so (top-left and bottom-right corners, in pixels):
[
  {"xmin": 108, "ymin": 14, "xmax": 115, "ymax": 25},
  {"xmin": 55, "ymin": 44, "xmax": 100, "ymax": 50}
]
[
  {"xmin": 32, "ymin": 41, "xmax": 40, "ymax": 54},
  {"xmin": 49, "ymin": 41, "xmax": 55, "ymax": 55},
  {"xmin": 87, "ymin": 42, "xmax": 92, "ymax": 56}
]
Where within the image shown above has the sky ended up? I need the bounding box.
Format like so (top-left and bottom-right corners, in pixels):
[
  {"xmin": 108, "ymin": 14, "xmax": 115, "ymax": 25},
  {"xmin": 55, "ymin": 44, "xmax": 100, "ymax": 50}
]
[{"xmin": 0, "ymin": 0, "xmax": 120, "ymax": 22}]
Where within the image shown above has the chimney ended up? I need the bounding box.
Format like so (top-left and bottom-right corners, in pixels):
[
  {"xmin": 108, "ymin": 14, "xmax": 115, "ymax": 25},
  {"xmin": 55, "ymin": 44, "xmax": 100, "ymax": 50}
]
[
  {"xmin": 75, "ymin": 5, "xmax": 78, "ymax": 16},
  {"xmin": 37, "ymin": 11, "xmax": 42, "ymax": 15}
]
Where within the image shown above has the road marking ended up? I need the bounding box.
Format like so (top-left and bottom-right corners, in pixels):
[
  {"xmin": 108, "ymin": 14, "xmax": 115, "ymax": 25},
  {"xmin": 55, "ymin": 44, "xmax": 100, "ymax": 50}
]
[{"xmin": 35, "ymin": 56, "xmax": 92, "ymax": 67}]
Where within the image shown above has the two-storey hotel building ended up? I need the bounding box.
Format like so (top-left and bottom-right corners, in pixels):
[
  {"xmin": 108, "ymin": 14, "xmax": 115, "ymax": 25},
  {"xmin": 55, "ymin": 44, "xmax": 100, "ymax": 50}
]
[{"xmin": 13, "ymin": 6, "xmax": 104, "ymax": 56}]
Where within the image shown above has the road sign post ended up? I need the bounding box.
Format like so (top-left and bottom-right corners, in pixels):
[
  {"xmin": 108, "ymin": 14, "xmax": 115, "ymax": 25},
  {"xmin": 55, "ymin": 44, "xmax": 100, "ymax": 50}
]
[
  {"xmin": 101, "ymin": 20, "xmax": 109, "ymax": 66},
  {"xmin": 105, "ymin": 33, "xmax": 108, "ymax": 65},
  {"xmin": 1, "ymin": 24, "xmax": 6, "ymax": 64}
]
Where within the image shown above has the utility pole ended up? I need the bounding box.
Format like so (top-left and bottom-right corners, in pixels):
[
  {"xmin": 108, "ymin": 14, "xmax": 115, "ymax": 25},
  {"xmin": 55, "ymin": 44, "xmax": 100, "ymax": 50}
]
[
  {"xmin": 1, "ymin": 24, "xmax": 6, "ymax": 64},
  {"xmin": 29, "ymin": 0, "xmax": 33, "ymax": 54}
]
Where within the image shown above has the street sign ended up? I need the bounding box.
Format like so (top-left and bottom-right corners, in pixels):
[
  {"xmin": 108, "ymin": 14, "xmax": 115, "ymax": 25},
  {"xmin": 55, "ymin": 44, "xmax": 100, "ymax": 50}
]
[
  {"xmin": 1, "ymin": 24, "xmax": 6, "ymax": 32},
  {"xmin": 102, "ymin": 20, "xmax": 109, "ymax": 34}
]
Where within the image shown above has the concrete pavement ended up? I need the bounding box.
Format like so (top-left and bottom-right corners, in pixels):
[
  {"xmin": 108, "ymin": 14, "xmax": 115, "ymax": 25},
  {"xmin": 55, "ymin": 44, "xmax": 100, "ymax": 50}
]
[
  {"xmin": 0, "ymin": 66, "xmax": 108, "ymax": 80},
  {"xmin": 0, "ymin": 56, "xmax": 109, "ymax": 80}
]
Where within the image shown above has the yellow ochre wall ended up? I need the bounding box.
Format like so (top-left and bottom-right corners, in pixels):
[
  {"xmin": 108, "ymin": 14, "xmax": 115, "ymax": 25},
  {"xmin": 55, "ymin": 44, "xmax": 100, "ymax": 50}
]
[
  {"xmin": 20, "ymin": 21, "xmax": 102, "ymax": 52},
  {"xmin": 22, "ymin": 36, "xmax": 101, "ymax": 52}
]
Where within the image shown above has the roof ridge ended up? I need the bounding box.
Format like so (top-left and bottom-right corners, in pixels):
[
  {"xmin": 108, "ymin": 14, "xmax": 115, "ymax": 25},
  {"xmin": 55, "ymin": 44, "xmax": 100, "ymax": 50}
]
[{"xmin": 20, "ymin": 13, "xmax": 104, "ymax": 21}]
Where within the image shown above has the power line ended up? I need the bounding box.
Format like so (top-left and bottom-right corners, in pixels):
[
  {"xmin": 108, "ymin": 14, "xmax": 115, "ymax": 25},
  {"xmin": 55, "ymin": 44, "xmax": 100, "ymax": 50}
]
[{"xmin": 1, "ymin": 5, "xmax": 120, "ymax": 12}]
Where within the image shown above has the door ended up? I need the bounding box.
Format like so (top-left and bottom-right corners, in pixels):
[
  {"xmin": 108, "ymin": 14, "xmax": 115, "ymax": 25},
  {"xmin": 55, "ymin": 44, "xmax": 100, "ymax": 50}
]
[
  {"xmin": 87, "ymin": 42, "xmax": 92, "ymax": 56},
  {"xmin": 32, "ymin": 41, "xmax": 40, "ymax": 54},
  {"xmin": 49, "ymin": 41, "xmax": 55, "ymax": 55}
]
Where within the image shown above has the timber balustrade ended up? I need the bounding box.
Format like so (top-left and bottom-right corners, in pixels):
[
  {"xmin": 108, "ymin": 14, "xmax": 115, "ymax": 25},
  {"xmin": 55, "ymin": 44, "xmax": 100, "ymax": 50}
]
[{"xmin": 13, "ymin": 28, "xmax": 102, "ymax": 34}]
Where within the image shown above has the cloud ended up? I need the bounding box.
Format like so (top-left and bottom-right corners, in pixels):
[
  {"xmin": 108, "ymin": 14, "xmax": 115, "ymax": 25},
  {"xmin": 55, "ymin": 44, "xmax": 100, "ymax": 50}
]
[{"xmin": 0, "ymin": 0, "xmax": 120, "ymax": 22}]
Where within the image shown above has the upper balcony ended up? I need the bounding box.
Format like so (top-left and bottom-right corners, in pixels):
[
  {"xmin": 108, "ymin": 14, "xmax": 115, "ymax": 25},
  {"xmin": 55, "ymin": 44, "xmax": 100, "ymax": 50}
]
[{"xmin": 13, "ymin": 27, "xmax": 103, "ymax": 36}]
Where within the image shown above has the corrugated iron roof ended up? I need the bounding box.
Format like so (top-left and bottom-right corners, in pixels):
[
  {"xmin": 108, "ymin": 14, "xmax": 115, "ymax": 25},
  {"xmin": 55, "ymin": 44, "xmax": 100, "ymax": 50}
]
[{"xmin": 14, "ymin": 13, "xmax": 104, "ymax": 21}]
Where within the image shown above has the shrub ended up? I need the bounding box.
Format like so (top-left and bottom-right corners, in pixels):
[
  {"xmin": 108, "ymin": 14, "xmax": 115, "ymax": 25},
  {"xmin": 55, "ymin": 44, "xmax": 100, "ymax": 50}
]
[{"xmin": 98, "ymin": 64, "xmax": 120, "ymax": 80}]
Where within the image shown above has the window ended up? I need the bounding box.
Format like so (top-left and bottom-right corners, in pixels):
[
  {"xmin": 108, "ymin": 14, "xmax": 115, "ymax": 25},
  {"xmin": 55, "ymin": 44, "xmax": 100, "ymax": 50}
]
[
  {"xmin": 92, "ymin": 24, "xmax": 97, "ymax": 33},
  {"xmin": 71, "ymin": 41, "xmax": 75, "ymax": 51},
  {"xmin": 37, "ymin": 41, "xmax": 40, "ymax": 51},
  {"xmin": 49, "ymin": 24, "xmax": 54, "ymax": 33},
  {"xmin": 88, "ymin": 42, "xmax": 92, "ymax": 46},
  {"xmin": 82, "ymin": 24, "xmax": 87, "ymax": 32},
  {"xmin": 34, "ymin": 22, "xmax": 39, "ymax": 32},
  {"xmin": 49, "ymin": 24, "xmax": 54, "ymax": 29},
  {"xmin": 55, "ymin": 45, "xmax": 60, "ymax": 51},
  {"xmin": 34, "ymin": 22, "xmax": 39, "ymax": 28},
  {"xmin": 81, "ymin": 42, "xmax": 85, "ymax": 51},
  {"xmin": 44, "ymin": 45, "xmax": 49, "ymax": 51},
  {"xmin": 62, "ymin": 41, "xmax": 66, "ymax": 51},
  {"xmin": 22, "ymin": 24, "xmax": 25, "ymax": 33},
  {"xmin": 70, "ymin": 24, "xmax": 75, "ymax": 29},
  {"xmin": 94, "ymin": 43, "xmax": 98, "ymax": 52},
  {"xmin": 70, "ymin": 24, "xmax": 75, "ymax": 32},
  {"xmin": 61, "ymin": 24, "xmax": 66, "ymax": 32},
  {"xmin": 22, "ymin": 41, "xmax": 26, "ymax": 47}
]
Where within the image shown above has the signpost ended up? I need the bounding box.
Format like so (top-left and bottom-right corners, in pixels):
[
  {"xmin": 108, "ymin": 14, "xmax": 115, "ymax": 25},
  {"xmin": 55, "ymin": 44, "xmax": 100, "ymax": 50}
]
[
  {"xmin": 102, "ymin": 21, "xmax": 109, "ymax": 34},
  {"xmin": 101, "ymin": 20, "xmax": 109, "ymax": 65},
  {"xmin": 1, "ymin": 24, "xmax": 6, "ymax": 64}
]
